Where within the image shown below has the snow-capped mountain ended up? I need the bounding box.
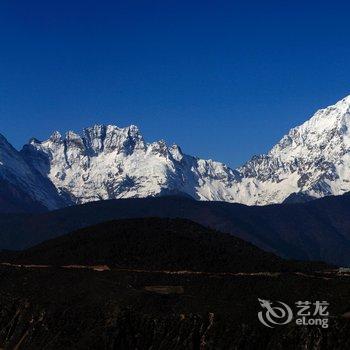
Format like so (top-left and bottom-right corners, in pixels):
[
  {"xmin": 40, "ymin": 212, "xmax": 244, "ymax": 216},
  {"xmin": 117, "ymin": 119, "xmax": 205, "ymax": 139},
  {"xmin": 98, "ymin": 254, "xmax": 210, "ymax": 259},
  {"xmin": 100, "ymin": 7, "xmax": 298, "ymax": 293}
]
[
  {"xmin": 21, "ymin": 124, "xmax": 239, "ymax": 204},
  {"xmin": 233, "ymin": 95, "xmax": 350, "ymax": 204},
  {"xmin": 5, "ymin": 94, "xmax": 350, "ymax": 209},
  {"xmin": 0, "ymin": 134, "xmax": 67, "ymax": 212}
]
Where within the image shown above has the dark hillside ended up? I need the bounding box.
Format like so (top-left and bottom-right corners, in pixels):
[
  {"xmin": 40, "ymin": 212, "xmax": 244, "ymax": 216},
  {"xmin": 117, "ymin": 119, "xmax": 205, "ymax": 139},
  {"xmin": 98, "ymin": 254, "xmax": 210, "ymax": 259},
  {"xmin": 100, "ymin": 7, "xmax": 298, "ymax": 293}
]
[
  {"xmin": 0, "ymin": 218, "xmax": 329, "ymax": 272},
  {"xmin": 1, "ymin": 194, "xmax": 350, "ymax": 265}
]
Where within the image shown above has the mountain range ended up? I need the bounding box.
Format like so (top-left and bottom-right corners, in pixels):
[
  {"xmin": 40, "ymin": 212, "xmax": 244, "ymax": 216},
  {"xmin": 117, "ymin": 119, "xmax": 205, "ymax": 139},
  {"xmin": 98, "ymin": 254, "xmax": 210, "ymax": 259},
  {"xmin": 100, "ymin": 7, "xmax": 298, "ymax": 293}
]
[
  {"xmin": 2, "ymin": 95, "xmax": 350, "ymax": 348},
  {"xmin": 1, "ymin": 95, "xmax": 350, "ymax": 211},
  {"xmin": 1, "ymin": 194, "xmax": 350, "ymax": 265}
]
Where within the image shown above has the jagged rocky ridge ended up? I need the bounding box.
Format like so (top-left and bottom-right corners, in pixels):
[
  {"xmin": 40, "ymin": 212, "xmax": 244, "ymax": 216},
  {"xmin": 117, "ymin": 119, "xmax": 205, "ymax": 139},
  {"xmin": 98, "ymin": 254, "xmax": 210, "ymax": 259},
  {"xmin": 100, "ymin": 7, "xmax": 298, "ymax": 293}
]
[
  {"xmin": 1, "ymin": 94, "xmax": 350, "ymax": 209},
  {"xmin": 21, "ymin": 124, "xmax": 240, "ymax": 205}
]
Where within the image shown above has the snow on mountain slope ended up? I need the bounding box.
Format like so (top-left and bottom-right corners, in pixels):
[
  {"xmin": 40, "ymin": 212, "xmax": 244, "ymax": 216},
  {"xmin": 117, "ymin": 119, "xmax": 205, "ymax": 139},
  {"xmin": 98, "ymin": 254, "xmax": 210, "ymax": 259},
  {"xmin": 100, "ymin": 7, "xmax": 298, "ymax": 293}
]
[
  {"xmin": 234, "ymin": 95, "xmax": 350, "ymax": 204},
  {"xmin": 0, "ymin": 134, "xmax": 67, "ymax": 212},
  {"xmin": 21, "ymin": 124, "xmax": 239, "ymax": 204},
  {"xmin": 20, "ymin": 94, "xmax": 350, "ymax": 206}
]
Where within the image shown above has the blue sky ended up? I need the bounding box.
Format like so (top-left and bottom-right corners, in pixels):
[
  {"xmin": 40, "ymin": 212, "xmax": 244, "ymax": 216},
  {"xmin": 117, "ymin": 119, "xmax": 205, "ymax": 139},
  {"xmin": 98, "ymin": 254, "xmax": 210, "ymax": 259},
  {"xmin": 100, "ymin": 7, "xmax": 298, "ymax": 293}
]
[{"xmin": 1, "ymin": 0, "xmax": 350, "ymax": 167}]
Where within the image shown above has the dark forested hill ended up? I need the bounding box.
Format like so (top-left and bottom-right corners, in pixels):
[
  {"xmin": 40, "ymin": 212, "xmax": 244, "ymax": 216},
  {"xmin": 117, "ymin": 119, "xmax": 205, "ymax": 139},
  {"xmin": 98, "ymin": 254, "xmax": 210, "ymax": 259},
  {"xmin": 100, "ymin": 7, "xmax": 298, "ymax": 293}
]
[
  {"xmin": 1, "ymin": 193, "xmax": 350, "ymax": 265},
  {"xmin": 1, "ymin": 218, "xmax": 328, "ymax": 272}
]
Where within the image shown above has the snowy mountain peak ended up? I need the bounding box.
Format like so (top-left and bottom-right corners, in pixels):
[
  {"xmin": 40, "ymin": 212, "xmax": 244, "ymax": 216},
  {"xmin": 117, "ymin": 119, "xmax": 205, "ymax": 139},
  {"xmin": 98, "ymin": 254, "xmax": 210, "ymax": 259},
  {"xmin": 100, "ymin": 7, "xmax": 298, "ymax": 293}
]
[
  {"xmin": 0, "ymin": 133, "xmax": 67, "ymax": 212},
  {"xmin": 21, "ymin": 122, "xmax": 240, "ymax": 204},
  {"xmin": 66, "ymin": 130, "xmax": 82, "ymax": 140},
  {"xmin": 301, "ymin": 95, "xmax": 350, "ymax": 133},
  {"xmin": 49, "ymin": 131, "xmax": 63, "ymax": 143},
  {"xmin": 269, "ymin": 95, "xmax": 350, "ymax": 161},
  {"xmin": 9, "ymin": 94, "xmax": 350, "ymax": 209},
  {"xmin": 169, "ymin": 144, "xmax": 184, "ymax": 161},
  {"xmin": 236, "ymin": 95, "xmax": 350, "ymax": 204},
  {"xmin": 79, "ymin": 124, "xmax": 146, "ymax": 155}
]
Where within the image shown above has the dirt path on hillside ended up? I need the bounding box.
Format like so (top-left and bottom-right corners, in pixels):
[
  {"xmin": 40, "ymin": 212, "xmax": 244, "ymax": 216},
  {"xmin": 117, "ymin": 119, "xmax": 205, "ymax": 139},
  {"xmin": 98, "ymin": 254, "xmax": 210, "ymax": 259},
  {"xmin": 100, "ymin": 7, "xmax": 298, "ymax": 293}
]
[{"xmin": 0, "ymin": 262, "xmax": 340, "ymax": 280}]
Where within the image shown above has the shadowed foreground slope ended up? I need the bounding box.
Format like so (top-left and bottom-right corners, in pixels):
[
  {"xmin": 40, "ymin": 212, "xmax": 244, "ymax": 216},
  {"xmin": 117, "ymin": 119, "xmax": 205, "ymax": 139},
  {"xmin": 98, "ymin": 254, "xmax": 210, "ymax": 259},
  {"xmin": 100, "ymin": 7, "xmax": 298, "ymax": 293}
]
[
  {"xmin": 0, "ymin": 218, "xmax": 350, "ymax": 350},
  {"xmin": 1, "ymin": 194, "xmax": 350, "ymax": 265},
  {"xmin": 0, "ymin": 218, "xmax": 328, "ymax": 272},
  {"xmin": 0, "ymin": 218, "xmax": 348, "ymax": 349},
  {"xmin": 0, "ymin": 264, "xmax": 350, "ymax": 349}
]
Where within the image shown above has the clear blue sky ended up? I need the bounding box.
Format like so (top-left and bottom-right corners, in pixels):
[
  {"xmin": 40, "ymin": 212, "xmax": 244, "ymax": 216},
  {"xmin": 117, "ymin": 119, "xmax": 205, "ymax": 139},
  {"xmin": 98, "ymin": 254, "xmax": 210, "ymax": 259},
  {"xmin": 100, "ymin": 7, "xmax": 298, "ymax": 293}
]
[{"xmin": 1, "ymin": 0, "xmax": 350, "ymax": 168}]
